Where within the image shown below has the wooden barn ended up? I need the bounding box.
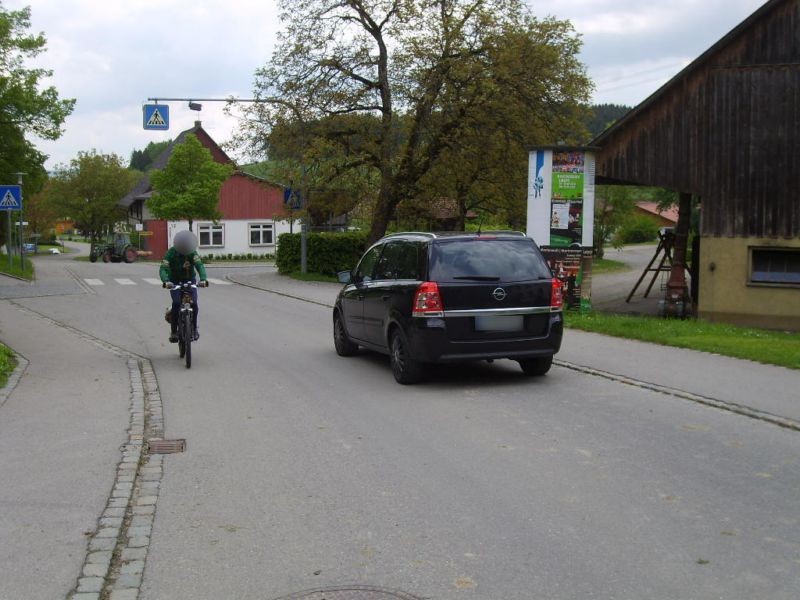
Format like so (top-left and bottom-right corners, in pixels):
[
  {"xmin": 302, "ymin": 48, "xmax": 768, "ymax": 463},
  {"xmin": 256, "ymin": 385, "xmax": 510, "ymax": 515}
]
[
  {"xmin": 592, "ymin": 0, "xmax": 800, "ymax": 329},
  {"xmin": 120, "ymin": 121, "xmax": 290, "ymax": 259}
]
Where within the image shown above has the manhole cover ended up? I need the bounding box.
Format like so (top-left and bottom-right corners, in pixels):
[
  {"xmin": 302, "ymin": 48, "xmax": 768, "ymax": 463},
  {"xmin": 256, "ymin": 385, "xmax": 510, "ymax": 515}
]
[
  {"xmin": 270, "ymin": 585, "xmax": 423, "ymax": 600},
  {"xmin": 147, "ymin": 439, "xmax": 186, "ymax": 454}
]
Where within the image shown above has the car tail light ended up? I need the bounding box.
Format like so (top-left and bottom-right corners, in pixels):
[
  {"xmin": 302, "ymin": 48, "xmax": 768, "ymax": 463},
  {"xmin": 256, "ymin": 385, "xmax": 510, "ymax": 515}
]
[
  {"xmin": 413, "ymin": 281, "xmax": 444, "ymax": 317},
  {"xmin": 550, "ymin": 277, "xmax": 564, "ymax": 311}
]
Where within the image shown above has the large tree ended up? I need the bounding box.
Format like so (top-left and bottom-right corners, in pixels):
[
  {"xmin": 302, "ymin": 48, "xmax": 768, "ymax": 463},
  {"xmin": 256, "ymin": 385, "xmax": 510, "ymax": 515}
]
[
  {"xmin": 48, "ymin": 151, "xmax": 140, "ymax": 245},
  {"xmin": 148, "ymin": 135, "xmax": 233, "ymax": 231},
  {"xmin": 0, "ymin": 3, "xmax": 74, "ymax": 246},
  {"xmin": 236, "ymin": 0, "xmax": 590, "ymax": 243}
]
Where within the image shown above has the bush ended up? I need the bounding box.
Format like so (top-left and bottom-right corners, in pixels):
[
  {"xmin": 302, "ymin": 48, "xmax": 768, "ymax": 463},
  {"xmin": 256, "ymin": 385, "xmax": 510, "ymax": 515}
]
[
  {"xmin": 614, "ymin": 215, "xmax": 660, "ymax": 244},
  {"xmin": 276, "ymin": 231, "xmax": 369, "ymax": 275}
]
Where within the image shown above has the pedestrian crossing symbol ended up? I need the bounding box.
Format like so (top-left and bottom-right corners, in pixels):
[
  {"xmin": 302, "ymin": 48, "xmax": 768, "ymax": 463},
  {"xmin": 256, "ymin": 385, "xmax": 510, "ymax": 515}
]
[
  {"xmin": 143, "ymin": 104, "xmax": 169, "ymax": 130},
  {"xmin": 0, "ymin": 185, "xmax": 22, "ymax": 211}
]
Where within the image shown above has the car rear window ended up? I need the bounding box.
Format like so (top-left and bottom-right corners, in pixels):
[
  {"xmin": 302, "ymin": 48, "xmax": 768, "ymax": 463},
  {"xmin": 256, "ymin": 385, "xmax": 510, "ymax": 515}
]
[{"xmin": 429, "ymin": 239, "xmax": 552, "ymax": 283}]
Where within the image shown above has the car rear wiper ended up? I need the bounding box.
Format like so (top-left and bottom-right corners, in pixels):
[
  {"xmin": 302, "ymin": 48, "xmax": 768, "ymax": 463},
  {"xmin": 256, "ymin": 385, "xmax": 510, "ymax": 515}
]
[{"xmin": 452, "ymin": 276, "xmax": 501, "ymax": 281}]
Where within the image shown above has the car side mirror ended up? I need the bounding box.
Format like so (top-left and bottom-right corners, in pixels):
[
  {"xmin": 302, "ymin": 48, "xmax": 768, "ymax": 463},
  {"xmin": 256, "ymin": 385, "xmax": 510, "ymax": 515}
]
[{"xmin": 337, "ymin": 270, "xmax": 353, "ymax": 284}]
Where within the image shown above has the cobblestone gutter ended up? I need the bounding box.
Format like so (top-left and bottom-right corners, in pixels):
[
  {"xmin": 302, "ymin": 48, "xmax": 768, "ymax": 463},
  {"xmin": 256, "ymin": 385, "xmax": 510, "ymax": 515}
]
[{"xmin": 69, "ymin": 359, "xmax": 165, "ymax": 600}]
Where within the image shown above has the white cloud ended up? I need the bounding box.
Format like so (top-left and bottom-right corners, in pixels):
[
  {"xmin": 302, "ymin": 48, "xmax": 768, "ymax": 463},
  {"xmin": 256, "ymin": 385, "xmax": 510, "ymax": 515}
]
[{"xmin": 7, "ymin": 0, "xmax": 281, "ymax": 168}]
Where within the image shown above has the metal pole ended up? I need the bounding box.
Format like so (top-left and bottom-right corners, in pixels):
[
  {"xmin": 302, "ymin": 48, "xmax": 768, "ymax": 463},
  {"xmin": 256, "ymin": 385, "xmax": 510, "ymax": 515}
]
[
  {"xmin": 6, "ymin": 213, "xmax": 11, "ymax": 270},
  {"xmin": 300, "ymin": 223, "xmax": 308, "ymax": 274}
]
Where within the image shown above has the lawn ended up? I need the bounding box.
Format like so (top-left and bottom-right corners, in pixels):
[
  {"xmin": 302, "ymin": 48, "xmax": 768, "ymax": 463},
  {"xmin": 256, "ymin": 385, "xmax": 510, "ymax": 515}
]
[
  {"xmin": 592, "ymin": 258, "xmax": 630, "ymax": 274},
  {"xmin": 0, "ymin": 343, "xmax": 17, "ymax": 389},
  {"xmin": 0, "ymin": 254, "xmax": 34, "ymax": 280},
  {"xmin": 564, "ymin": 311, "xmax": 800, "ymax": 370}
]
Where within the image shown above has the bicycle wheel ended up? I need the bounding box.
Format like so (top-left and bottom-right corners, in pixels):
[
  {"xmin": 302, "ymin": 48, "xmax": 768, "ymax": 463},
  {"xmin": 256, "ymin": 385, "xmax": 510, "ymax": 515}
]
[{"xmin": 183, "ymin": 312, "xmax": 192, "ymax": 369}]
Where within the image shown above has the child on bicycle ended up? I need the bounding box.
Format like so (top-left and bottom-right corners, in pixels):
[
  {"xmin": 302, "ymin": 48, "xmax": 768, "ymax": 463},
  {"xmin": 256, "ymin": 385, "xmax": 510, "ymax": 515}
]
[{"xmin": 159, "ymin": 230, "xmax": 208, "ymax": 343}]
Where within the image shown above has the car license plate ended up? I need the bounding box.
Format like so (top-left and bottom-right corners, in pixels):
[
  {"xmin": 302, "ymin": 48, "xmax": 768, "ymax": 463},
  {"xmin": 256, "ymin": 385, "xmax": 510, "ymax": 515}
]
[{"xmin": 474, "ymin": 315, "xmax": 524, "ymax": 332}]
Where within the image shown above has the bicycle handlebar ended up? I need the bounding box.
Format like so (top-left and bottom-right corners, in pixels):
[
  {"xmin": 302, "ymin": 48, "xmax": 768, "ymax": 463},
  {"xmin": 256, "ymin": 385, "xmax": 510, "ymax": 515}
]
[{"xmin": 163, "ymin": 281, "xmax": 208, "ymax": 289}]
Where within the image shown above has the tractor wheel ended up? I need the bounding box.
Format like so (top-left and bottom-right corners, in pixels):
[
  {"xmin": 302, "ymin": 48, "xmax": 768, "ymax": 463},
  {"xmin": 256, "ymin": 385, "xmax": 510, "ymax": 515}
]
[
  {"xmin": 124, "ymin": 247, "xmax": 138, "ymax": 263},
  {"xmin": 102, "ymin": 249, "xmax": 111, "ymax": 263}
]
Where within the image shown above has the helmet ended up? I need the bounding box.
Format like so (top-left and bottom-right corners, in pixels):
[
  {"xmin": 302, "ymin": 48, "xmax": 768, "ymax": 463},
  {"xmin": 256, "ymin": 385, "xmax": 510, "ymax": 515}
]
[{"xmin": 173, "ymin": 230, "xmax": 198, "ymax": 255}]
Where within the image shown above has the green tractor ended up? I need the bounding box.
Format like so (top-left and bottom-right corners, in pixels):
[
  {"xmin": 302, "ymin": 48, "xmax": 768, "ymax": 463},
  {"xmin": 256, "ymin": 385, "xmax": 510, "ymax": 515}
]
[{"xmin": 89, "ymin": 232, "xmax": 139, "ymax": 263}]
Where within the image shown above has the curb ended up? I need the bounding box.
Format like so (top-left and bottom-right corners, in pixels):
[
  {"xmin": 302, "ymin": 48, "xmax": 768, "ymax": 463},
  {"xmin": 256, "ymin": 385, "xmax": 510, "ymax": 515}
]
[
  {"xmin": 5, "ymin": 303, "xmax": 167, "ymax": 600},
  {"xmin": 0, "ymin": 347, "xmax": 29, "ymax": 409}
]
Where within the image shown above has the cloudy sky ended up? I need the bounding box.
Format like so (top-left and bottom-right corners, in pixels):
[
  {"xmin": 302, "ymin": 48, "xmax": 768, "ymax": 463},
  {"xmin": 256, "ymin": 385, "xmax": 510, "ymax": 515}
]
[{"xmin": 8, "ymin": 0, "xmax": 767, "ymax": 169}]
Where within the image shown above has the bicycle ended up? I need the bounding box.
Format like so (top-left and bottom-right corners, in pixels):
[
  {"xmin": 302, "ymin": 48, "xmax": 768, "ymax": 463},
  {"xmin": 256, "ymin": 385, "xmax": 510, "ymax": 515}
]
[{"xmin": 164, "ymin": 281, "xmax": 208, "ymax": 369}]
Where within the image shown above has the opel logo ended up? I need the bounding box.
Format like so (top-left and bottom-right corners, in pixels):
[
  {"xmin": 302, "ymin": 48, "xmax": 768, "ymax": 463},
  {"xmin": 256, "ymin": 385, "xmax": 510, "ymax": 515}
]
[{"xmin": 492, "ymin": 287, "xmax": 507, "ymax": 301}]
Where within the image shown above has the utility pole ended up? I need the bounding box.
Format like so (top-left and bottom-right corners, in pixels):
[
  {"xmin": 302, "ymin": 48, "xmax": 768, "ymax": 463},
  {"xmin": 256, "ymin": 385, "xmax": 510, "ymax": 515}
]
[{"xmin": 13, "ymin": 173, "xmax": 26, "ymax": 268}]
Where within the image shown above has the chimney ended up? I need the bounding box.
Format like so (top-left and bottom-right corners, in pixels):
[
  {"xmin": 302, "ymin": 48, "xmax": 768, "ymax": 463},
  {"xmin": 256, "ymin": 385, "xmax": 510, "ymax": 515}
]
[{"xmin": 194, "ymin": 120, "xmax": 202, "ymax": 128}]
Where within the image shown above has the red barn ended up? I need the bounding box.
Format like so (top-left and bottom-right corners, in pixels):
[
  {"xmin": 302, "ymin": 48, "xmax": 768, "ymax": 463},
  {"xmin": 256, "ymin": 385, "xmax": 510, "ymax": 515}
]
[{"xmin": 121, "ymin": 121, "xmax": 290, "ymax": 259}]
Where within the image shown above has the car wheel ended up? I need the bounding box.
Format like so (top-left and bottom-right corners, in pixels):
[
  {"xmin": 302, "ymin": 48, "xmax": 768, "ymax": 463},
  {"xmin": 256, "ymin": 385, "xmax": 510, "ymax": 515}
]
[
  {"xmin": 390, "ymin": 329, "xmax": 424, "ymax": 385},
  {"xmin": 518, "ymin": 356, "xmax": 553, "ymax": 376},
  {"xmin": 333, "ymin": 312, "xmax": 358, "ymax": 356}
]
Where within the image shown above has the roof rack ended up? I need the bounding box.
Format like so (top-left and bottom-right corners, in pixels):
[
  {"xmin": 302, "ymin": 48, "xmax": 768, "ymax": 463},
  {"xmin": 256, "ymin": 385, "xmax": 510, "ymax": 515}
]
[{"xmin": 381, "ymin": 230, "xmax": 527, "ymax": 240}]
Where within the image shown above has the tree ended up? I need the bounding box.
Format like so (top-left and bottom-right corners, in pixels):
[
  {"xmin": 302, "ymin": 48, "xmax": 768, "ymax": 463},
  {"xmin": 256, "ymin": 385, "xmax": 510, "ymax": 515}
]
[
  {"xmin": 0, "ymin": 3, "xmax": 74, "ymax": 247},
  {"xmin": 48, "ymin": 151, "xmax": 140, "ymax": 245},
  {"xmin": 23, "ymin": 182, "xmax": 60, "ymax": 240},
  {"xmin": 236, "ymin": 0, "xmax": 591, "ymax": 243},
  {"xmin": 585, "ymin": 104, "xmax": 631, "ymax": 139},
  {"xmin": 593, "ymin": 185, "xmax": 636, "ymax": 258},
  {"xmin": 148, "ymin": 135, "xmax": 233, "ymax": 231},
  {"xmin": 129, "ymin": 140, "xmax": 171, "ymax": 171}
]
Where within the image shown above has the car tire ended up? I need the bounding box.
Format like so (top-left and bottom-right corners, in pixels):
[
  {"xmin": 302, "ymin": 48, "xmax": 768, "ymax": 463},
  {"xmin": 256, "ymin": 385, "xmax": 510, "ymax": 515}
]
[
  {"xmin": 124, "ymin": 247, "xmax": 137, "ymax": 263},
  {"xmin": 390, "ymin": 329, "xmax": 424, "ymax": 385},
  {"xmin": 333, "ymin": 312, "xmax": 358, "ymax": 357},
  {"xmin": 518, "ymin": 356, "xmax": 553, "ymax": 376}
]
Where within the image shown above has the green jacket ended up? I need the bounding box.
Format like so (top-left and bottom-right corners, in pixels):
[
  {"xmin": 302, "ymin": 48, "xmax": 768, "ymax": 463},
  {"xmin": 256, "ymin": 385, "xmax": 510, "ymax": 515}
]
[{"xmin": 159, "ymin": 247, "xmax": 208, "ymax": 283}]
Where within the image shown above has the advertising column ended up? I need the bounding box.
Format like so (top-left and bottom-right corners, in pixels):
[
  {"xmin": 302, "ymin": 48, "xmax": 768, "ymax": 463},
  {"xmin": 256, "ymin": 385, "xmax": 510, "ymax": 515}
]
[{"xmin": 527, "ymin": 147, "xmax": 597, "ymax": 310}]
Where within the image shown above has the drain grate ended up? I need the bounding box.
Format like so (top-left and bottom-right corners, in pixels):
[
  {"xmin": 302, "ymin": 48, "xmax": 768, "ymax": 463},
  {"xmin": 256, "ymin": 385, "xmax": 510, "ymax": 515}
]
[
  {"xmin": 147, "ymin": 439, "xmax": 186, "ymax": 454},
  {"xmin": 271, "ymin": 586, "xmax": 423, "ymax": 600}
]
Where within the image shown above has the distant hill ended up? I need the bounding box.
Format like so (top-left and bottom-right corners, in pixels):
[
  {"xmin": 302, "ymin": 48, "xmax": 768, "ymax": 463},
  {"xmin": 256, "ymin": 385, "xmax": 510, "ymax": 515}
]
[{"xmin": 586, "ymin": 104, "xmax": 632, "ymax": 139}]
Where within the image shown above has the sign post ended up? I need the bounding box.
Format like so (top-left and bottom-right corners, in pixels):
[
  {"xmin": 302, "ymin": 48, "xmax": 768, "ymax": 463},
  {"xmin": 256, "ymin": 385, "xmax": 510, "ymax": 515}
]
[
  {"xmin": 527, "ymin": 146, "xmax": 598, "ymax": 311},
  {"xmin": 0, "ymin": 185, "xmax": 22, "ymax": 271}
]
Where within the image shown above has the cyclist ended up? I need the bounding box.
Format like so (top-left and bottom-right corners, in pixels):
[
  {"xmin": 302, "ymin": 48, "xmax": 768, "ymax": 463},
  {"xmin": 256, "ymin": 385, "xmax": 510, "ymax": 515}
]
[{"xmin": 160, "ymin": 230, "xmax": 208, "ymax": 343}]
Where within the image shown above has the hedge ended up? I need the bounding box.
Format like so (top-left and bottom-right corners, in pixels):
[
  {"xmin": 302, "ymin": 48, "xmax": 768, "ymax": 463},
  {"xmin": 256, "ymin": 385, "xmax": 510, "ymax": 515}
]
[{"xmin": 276, "ymin": 232, "xmax": 369, "ymax": 275}]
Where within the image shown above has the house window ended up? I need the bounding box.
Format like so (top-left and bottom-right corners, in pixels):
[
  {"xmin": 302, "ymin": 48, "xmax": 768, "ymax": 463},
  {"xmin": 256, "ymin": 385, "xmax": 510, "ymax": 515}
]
[
  {"xmin": 198, "ymin": 224, "xmax": 224, "ymax": 248},
  {"xmin": 750, "ymin": 248, "xmax": 800, "ymax": 286},
  {"xmin": 249, "ymin": 223, "xmax": 274, "ymax": 246}
]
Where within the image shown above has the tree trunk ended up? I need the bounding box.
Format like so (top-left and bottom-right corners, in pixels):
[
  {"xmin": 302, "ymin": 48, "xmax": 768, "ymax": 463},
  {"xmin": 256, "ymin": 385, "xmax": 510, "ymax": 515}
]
[
  {"xmin": 188, "ymin": 220, "xmax": 193, "ymax": 232},
  {"xmin": 368, "ymin": 180, "xmax": 395, "ymax": 246}
]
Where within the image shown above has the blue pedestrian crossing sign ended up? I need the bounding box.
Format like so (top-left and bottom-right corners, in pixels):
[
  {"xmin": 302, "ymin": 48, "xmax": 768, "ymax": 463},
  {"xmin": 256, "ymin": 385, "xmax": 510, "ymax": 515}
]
[
  {"xmin": 143, "ymin": 104, "xmax": 169, "ymax": 130},
  {"xmin": 0, "ymin": 185, "xmax": 22, "ymax": 211}
]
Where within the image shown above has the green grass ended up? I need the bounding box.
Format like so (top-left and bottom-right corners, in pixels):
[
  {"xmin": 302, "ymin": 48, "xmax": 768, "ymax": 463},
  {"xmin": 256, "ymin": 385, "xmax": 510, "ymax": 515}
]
[
  {"xmin": 564, "ymin": 311, "xmax": 800, "ymax": 370},
  {"xmin": 592, "ymin": 258, "xmax": 630, "ymax": 274},
  {"xmin": 37, "ymin": 243, "xmax": 72, "ymax": 254},
  {"xmin": 287, "ymin": 270, "xmax": 339, "ymax": 283},
  {"xmin": 0, "ymin": 253, "xmax": 34, "ymax": 280},
  {"xmin": 0, "ymin": 343, "xmax": 16, "ymax": 389}
]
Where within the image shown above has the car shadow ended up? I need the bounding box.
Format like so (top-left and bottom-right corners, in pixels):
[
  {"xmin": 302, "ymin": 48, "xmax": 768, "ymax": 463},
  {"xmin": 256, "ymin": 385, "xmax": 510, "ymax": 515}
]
[{"xmin": 354, "ymin": 349, "xmax": 553, "ymax": 389}]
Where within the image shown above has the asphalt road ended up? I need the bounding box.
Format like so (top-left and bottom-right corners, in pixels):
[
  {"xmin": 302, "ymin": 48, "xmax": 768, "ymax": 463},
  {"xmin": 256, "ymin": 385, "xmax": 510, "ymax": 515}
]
[{"xmin": 5, "ymin": 254, "xmax": 800, "ymax": 599}]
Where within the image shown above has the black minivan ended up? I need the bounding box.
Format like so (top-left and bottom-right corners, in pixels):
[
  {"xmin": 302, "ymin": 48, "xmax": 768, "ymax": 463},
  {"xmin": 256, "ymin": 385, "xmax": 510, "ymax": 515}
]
[{"xmin": 333, "ymin": 232, "xmax": 564, "ymax": 384}]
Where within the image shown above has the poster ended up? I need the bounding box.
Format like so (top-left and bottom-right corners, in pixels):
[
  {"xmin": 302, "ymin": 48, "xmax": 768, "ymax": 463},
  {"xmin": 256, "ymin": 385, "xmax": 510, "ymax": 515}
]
[{"xmin": 527, "ymin": 147, "xmax": 597, "ymax": 310}]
